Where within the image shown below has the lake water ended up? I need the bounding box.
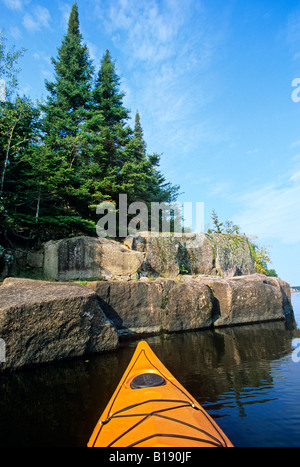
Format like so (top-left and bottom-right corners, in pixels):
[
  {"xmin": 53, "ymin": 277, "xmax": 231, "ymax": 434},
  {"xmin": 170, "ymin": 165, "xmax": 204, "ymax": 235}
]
[{"xmin": 0, "ymin": 294, "xmax": 300, "ymax": 447}]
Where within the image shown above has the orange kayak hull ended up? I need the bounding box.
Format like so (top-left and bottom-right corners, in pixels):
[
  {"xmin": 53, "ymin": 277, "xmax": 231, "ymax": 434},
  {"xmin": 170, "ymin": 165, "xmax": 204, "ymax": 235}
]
[{"xmin": 88, "ymin": 341, "xmax": 233, "ymax": 448}]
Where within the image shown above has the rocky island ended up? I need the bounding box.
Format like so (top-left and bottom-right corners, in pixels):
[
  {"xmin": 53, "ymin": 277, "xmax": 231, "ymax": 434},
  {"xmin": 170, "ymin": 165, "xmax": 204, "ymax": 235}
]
[{"xmin": 0, "ymin": 233, "xmax": 294, "ymax": 370}]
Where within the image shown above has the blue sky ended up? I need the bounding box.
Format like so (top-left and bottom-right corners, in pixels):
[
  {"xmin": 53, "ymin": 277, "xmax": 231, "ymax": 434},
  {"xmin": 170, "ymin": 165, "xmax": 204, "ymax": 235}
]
[{"xmin": 1, "ymin": 0, "xmax": 300, "ymax": 285}]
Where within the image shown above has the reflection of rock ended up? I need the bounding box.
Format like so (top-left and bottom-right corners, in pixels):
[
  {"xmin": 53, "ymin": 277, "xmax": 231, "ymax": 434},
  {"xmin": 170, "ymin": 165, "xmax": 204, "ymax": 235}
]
[
  {"xmin": 149, "ymin": 318, "xmax": 293, "ymax": 406},
  {"xmin": 0, "ymin": 318, "xmax": 293, "ymax": 446},
  {"xmin": 194, "ymin": 273, "xmax": 290, "ymax": 327},
  {"xmin": 0, "ymin": 278, "xmax": 118, "ymax": 370}
]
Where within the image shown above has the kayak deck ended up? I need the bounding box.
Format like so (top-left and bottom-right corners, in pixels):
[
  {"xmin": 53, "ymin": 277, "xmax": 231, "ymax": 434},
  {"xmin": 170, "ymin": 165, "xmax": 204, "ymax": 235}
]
[{"xmin": 88, "ymin": 341, "xmax": 233, "ymax": 448}]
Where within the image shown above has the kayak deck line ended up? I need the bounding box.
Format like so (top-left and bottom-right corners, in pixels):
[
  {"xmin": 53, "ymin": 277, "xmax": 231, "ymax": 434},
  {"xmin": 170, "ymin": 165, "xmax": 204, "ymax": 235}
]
[
  {"xmin": 98, "ymin": 399, "xmax": 225, "ymax": 448},
  {"xmin": 88, "ymin": 342, "xmax": 234, "ymax": 448}
]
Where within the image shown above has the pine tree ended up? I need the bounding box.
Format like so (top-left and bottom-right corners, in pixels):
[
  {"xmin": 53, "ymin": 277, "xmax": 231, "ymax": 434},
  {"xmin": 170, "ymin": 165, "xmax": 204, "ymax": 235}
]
[{"xmin": 121, "ymin": 111, "xmax": 151, "ymax": 203}]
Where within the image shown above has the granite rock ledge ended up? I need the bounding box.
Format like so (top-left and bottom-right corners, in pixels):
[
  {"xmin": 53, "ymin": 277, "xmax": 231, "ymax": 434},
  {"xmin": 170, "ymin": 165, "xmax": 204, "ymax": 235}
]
[
  {"xmin": 86, "ymin": 273, "xmax": 293, "ymax": 336},
  {"xmin": 0, "ymin": 278, "xmax": 118, "ymax": 370}
]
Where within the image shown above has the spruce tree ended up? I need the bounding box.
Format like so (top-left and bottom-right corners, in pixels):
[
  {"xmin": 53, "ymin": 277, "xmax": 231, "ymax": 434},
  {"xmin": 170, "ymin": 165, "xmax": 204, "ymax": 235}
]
[
  {"xmin": 122, "ymin": 111, "xmax": 179, "ymax": 206},
  {"xmin": 44, "ymin": 2, "xmax": 93, "ymax": 139},
  {"xmin": 93, "ymin": 50, "xmax": 132, "ymax": 183},
  {"xmin": 94, "ymin": 50, "xmax": 129, "ymax": 128},
  {"xmin": 41, "ymin": 2, "xmax": 98, "ymax": 230},
  {"xmin": 0, "ymin": 8, "xmax": 180, "ymax": 244},
  {"xmin": 131, "ymin": 111, "xmax": 147, "ymax": 161}
]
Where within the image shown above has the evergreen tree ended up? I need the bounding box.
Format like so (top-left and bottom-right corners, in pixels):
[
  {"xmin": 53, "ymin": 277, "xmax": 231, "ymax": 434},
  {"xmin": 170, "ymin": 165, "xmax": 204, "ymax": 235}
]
[
  {"xmin": 92, "ymin": 50, "xmax": 132, "ymax": 188},
  {"xmin": 208, "ymin": 209, "xmax": 224, "ymax": 234},
  {"xmin": 0, "ymin": 96, "xmax": 41, "ymax": 242},
  {"xmin": 131, "ymin": 111, "xmax": 147, "ymax": 161},
  {"xmin": 121, "ymin": 111, "xmax": 152, "ymax": 203},
  {"xmin": 44, "ymin": 2, "xmax": 93, "ymax": 145},
  {"xmin": 94, "ymin": 50, "xmax": 130, "ymax": 128},
  {"xmin": 0, "ymin": 8, "xmax": 181, "ymax": 244},
  {"xmin": 41, "ymin": 2, "xmax": 100, "ymax": 231},
  {"xmin": 122, "ymin": 111, "xmax": 179, "ymax": 206}
]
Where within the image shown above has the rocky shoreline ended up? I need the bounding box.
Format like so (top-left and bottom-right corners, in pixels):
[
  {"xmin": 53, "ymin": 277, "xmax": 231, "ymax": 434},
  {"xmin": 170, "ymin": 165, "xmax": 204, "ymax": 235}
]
[
  {"xmin": 0, "ymin": 272, "xmax": 294, "ymax": 371},
  {"xmin": 0, "ymin": 234, "xmax": 295, "ymax": 371}
]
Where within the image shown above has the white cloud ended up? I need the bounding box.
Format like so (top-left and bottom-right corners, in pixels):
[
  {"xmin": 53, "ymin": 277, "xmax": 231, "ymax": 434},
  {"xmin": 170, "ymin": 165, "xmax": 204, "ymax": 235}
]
[
  {"xmin": 23, "ymin": 5, "xmax": 51, "ymax": 33},
  {"xmin": 235, "ymin": 177, "xmax": 300, "ymax": 245},
  {"xmin": 9, "ymin": 26, "xmax": 22, "ymax": 40},
  {"xmin": 106, "ymin": 0, "xmax": 187, "ymax": 64},
  {"xmin": 286, "ymin": 9, "xmax": 300, "ymax": 47},
  {"xmin": 289, "ymin": 170, "xmax": 300, "ymax": 182},
  {"xmin": 58, "ymin": 2, "xmax": 72, "ymax": 31},
  {"xmin": 246, "ymin": 148, "xmax": 260, "ymax": 155},
  {"xmin": 94, "ymin": 0, "xmax": 228, "ymax": 157},
  {"xmin": 32, "ymin": 51, "xmax": 51, "ymax": 65},
  {"xmin": 85, "ymin": 40, "xmax": 99, "ymax": 64},
  {"xmin": 1, "ymin": 0, "xmax": 28, "ymax": 10}
]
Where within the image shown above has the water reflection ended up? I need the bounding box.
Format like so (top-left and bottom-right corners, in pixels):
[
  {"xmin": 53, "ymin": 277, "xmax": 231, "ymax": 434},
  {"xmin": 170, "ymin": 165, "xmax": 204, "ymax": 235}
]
[
  {"xmin": 0, "ymin": 297, "xmax": 299, "ymax": 447},
  {"xmin": 143, "ymin": 320, "xmax": 295, "ymax": 412}
]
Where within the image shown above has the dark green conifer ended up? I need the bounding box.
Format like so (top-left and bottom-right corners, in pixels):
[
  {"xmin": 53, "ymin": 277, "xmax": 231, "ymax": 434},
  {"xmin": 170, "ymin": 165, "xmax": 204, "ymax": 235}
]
[
  {"xmin": 43, "ymin": 2, "xmax": 93, "ymax": 140},
  {"xmin": 92, "ymin": 50, "xmax": 132, "ymax": 201},
  {"xmin": 40, "ymin": 2, "xmax": 97, "ymax": 232},
  {"xmin": 94, "ymin": 50, "xmax": 129, "ymax": 128}
]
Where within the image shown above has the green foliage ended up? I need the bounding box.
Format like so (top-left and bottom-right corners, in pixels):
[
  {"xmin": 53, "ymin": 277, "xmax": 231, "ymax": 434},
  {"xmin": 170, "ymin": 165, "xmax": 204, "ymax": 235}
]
[
  {"xmin": 265, "ymin": 269, "xmax": 278, "ymax": 278},
  {"xmin": 179, "ymin": 264, "xmax": 189, "ymax": 275},
  {"xmin": 207, "ymin": 209, "xmax": 240, "ymax": 235},
  {"xmin": 208, "ymin": 210, "xmax": 278, "ymax": 277},
  {"xmin": 94, "ymin": 49, "xmax": 130, "ymax": 128},
  {"xmin": 0, "ymin": 30, "xmax": 26, "ymax": 98},
  {"xmin": 0, "ymin": 96, "xmax": 41, "ymax": 241},
  {"xmin": 248, "ymin": 240, "xmax": 277, "ymax": 276},
  {"xmin": 207, "ymin": 209, "xmax": 223, "ymax": 234},
  {"xmin": 0, "ymin": 5, "xmax": 180, "ymax": 246}
]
